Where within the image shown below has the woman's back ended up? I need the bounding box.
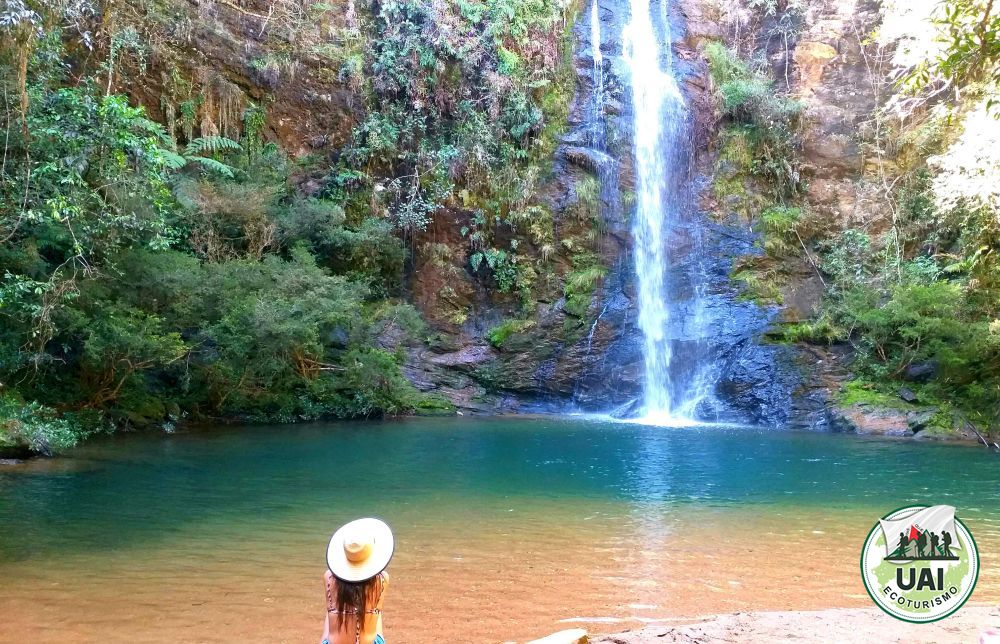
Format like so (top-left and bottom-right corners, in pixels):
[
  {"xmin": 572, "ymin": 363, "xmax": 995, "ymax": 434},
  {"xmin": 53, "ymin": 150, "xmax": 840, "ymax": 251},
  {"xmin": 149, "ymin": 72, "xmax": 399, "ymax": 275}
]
[{"xmin": 324, "ymin": 570, "xmax": 386, "ymax": 644}]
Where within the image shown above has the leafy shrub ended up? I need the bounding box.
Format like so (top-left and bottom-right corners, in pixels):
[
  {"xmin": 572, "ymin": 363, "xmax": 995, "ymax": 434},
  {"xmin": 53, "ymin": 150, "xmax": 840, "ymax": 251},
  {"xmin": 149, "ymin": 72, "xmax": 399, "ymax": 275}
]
[
  {"xmin": 316, "ymin": 348, "xmax": 421, "ymax": 418},
  {"xmin": 471, "ymin": 246, "xmax": 532, "ymax": 297},
  {"xmin": 0, "ymin": 395, "xmax": 96, "ymax": 454},
  {"xmin": 820, "ymin": 229, "xmax": 873, "ymax": 290}
]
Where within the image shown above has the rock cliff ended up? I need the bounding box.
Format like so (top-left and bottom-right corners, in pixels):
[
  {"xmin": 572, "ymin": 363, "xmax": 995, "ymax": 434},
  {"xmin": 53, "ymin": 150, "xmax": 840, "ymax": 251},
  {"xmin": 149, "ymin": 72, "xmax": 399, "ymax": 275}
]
[{"xmin": 104, "ymin": 0, "xmax": 972, "ymax": 431}]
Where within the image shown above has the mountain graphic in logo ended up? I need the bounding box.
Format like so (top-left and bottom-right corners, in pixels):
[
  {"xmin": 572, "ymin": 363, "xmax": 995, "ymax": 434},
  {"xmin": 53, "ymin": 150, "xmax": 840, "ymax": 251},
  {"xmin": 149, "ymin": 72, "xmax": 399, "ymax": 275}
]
[{"xmin": 880, "ymin": 505, "xmax": 961, "ymax": 562}]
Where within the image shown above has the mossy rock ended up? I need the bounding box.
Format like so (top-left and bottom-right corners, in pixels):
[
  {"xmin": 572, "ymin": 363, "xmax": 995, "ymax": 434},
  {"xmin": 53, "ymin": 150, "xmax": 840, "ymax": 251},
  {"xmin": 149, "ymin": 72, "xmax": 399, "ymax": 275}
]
[
  {"xmin": 837, "ymin": 380, "xmax": 910, "ymax": 410},
  {"xmin": 413, "ymin": 395, "xmax": 457, "ymax": 416}
]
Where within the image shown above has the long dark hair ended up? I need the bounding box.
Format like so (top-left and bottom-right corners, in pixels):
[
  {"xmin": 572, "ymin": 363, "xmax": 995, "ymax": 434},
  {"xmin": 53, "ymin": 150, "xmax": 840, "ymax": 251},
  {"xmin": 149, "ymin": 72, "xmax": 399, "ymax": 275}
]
[{"xmin": 334, "ymin": 572, "xmax": 385, "ymax": 629}]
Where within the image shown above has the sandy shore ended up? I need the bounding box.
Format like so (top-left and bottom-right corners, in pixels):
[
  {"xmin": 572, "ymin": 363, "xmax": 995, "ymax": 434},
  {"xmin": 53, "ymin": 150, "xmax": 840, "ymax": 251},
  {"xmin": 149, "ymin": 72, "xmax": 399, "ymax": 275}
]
[{"xmin": 590, "ymin": 606, "xmax": 1000, "ymax": 643}]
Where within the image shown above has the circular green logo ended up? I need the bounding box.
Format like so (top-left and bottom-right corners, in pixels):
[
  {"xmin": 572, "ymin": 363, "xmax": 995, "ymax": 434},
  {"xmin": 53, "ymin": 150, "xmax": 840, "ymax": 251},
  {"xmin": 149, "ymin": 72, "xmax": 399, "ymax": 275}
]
[{"xmin": 861, "ymin": 505, "xmax": 979, "ymax": 623}]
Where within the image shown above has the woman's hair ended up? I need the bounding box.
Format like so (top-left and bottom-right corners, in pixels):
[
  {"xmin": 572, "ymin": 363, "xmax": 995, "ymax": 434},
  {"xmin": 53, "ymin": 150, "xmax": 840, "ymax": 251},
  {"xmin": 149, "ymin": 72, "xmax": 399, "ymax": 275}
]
[{"xmin": 334, "ymin": 572, "xmax": 385, "ymax": 629}]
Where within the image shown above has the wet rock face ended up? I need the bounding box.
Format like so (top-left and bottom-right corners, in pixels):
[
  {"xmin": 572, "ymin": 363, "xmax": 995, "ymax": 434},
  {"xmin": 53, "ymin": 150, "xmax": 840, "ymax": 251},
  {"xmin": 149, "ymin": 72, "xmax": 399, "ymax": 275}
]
[
  {"xmin": 398, "ymin": 0, "xmax": 644, "ymax": 413},
  {"xmin": 680, "ymin": 221, "xmax": 801, "ymax": 426}
]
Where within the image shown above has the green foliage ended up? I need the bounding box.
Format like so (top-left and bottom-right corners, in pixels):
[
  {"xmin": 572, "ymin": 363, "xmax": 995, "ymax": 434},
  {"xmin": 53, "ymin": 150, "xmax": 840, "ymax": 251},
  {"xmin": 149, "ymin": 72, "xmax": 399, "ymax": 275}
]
[
  {"xmin": 703, "ymin": 40, "xmax": 747, "ymax": 86},
  {"xmin": 0, "ymin": 23, "xmax": 440, "ymax": 446},
  {"xmin": 730, "ymin": 265, "xmax": 783, "ymax": 304},
  {"xmin": 836, "ymin": 281, "xmax": 968, "ymax": 375},
  {"xmin": 758, "ymin": 206, "xmax": 801, "ymax": 257},
  {"xmin": 413, "ymin": 394, "xmax": 458, "ymax": 415},
  {"xmin": 704, "ymin": 41, "xmax": 802, "ymax": 199},
  {"xmin": 185, "ymin": 136, "xmax": 241, "ymax": 156},
  {"xmin": 316, "ymin": 348, "xmax": 422, "ymax": 419},
  {"xmin": 185, "ymin": 156, "xmax": 238, "ymax": 178},
  {"xmin": 903, "ymin": 0, "xmax": 1000, "ymax": 111},
  {"xmin": 330, "ymin": 0, "xmax": 575, "ymax": 240},
  {"xmin": 837, "ymin": 379, "xmax": 910, "ymax": 409},
  {"xmin": 242, "ymin": 104, "xmax": 267, "ymax": 158},
  {"xmin": 571, "ymin": 175, "xmax": 601, "ymax": 223},
  {"xmin": 470, "ymin": 245, "xmax": 535, "ymax": 305},
  {"xmin": 826, "ymin": 271, "xmax": 1000, "ymax": 419},
  {"xmin": 820, "ymin": 229, "xmax": 872, "ymax": 290},
  {"xmin": 770, "ymin": 318, "xmax": 841, "ymax": 345},
  {"xmin": 487, "ymin": 318, "xmax": 535, "ymax": 347},
  {"xmin": 563, "ymin": 259, "xmax": 606, "ymax": 318},
  {"xmin": 0, "ymin": 394, "xmax": 98, "ymax": 454},
  {"xmin": 26, "ymin": 248, "xmax": 427, "ymax": 423},
  {"xmin": 159, "ymin": 136, "xmax": 246, "ymax": 178}
]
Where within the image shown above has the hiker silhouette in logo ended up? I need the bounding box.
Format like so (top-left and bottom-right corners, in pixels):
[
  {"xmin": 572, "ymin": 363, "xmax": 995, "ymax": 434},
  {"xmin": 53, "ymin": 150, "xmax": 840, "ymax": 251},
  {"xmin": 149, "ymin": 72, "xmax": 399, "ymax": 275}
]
[
  {"xmin": 930, "ymin": 531, "xmax": 940, "ymax": 557},
  {"xmin": 897, "ymin": 531, "xmax": 909, "ymax": 558},
  {"xmin": 916, "ymin": 528, "xmax": 928, "ymax": 557},
  {"xmin": 942, "ymin": 530, "xmax": 954, "ymax": 557}
]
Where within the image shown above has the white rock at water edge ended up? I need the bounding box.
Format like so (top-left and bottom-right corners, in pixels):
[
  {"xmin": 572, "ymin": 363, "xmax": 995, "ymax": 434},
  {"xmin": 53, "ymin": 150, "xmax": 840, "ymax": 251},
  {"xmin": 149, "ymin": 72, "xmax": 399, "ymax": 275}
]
[{"xmin": 526, "ymin": 628, "xmax": 588, "ymax": 644}]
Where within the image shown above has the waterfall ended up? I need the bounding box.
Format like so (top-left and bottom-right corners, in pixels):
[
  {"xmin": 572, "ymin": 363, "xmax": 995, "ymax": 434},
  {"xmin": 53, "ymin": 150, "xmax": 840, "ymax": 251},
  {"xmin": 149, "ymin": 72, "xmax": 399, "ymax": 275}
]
[
  {"xmin": 623, "ymin": 0, "xmax": 711, "ymax": 423},
  {"xmin": 590, "ymin": 0, "xmax": 604, "ymax": 126}
]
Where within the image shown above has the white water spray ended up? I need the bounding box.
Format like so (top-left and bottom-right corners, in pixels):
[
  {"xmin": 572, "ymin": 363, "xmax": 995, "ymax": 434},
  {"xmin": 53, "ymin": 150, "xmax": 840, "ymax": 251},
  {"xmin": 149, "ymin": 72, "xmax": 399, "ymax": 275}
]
[
  {"xmin": 624, "ymin": 0, "xmax": 710, "ymax": 424},
  {"xmin": 591, "ymin": 0, "xmax": 603, "ymax": 83},
  {"xmin": 589, "ymin": 0, "xmax": 605, "ymax": 148}
]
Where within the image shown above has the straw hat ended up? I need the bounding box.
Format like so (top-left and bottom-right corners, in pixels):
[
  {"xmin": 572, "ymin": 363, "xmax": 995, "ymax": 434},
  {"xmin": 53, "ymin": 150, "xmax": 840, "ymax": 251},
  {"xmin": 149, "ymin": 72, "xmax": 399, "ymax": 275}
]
[{"xmin": 326, "ymin": 518, "xmax": 394, "ymax": 582}]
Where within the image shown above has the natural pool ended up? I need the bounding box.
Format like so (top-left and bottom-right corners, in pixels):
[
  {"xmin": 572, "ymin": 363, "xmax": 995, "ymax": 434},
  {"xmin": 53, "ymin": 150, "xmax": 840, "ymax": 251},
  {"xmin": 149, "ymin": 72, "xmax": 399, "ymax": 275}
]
[{"xmin": 1, "ymin": 417, "xmax": 998, "ymax": 642}]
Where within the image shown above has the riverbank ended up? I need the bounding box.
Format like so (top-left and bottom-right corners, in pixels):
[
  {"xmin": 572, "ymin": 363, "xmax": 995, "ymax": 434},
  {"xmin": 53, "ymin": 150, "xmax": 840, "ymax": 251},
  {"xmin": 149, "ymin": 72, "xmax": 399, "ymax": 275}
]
[{"xmin": 589, "ymin": 606, "xmax": 1000, "ymax": 643}]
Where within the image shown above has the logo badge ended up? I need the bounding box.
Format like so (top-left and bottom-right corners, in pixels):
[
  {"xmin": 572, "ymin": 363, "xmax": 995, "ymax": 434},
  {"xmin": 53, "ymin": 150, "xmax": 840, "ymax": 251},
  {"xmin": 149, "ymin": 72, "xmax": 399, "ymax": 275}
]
[{"xmin": 861, "ymin": 505, "xmax": 979, "ymax": 622}]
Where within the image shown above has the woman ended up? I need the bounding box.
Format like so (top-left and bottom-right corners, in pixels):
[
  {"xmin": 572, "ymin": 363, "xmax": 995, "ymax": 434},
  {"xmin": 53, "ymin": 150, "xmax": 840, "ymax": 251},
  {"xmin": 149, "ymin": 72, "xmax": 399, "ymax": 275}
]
[{"xmin": 321, "ymin": 517, "xmax": 393, "ymax": 644}]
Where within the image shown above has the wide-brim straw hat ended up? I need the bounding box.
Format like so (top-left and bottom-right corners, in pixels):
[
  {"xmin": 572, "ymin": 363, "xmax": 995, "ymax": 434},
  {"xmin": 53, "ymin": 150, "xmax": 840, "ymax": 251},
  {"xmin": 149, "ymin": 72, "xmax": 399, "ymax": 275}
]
[{"xmin": 326, "ymin": 517, "xmax": 394, "ymax": 583}]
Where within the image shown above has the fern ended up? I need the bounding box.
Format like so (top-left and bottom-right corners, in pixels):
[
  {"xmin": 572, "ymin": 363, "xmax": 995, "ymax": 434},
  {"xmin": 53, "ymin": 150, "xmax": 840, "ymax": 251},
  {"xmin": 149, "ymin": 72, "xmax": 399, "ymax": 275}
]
[
  {"xmin": 136, "ymin": 117, "xmax": 173, "ymax": 145},
  {"xmin": 186, "ymin": 156, "xmax": 236, "ymax": 178},
  {"xmin": 159, "ymin": 150, "xmax": 187, "ymax": 170},
  {"xmin": 184, "ymin": 136, "xmax": 242, "ymax": 156}
]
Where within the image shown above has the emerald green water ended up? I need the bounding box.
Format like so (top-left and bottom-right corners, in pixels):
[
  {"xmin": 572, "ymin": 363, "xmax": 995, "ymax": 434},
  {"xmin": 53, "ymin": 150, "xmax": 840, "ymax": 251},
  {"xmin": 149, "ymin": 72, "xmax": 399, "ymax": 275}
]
[{"xmin": 1, "ymin": 417, "xmax": 998, "ymax": 642}]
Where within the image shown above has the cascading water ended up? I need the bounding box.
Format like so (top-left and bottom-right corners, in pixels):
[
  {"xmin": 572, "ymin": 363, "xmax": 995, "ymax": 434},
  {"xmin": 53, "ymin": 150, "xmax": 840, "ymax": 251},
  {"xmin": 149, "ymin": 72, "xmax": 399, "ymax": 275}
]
[
  {"xmin": 590, "ymin": 0, "xmax": 604, "ymax": 106},
  {"xmin": 623, "ymin": 0, "xmax": 713, "ymax": 423}
]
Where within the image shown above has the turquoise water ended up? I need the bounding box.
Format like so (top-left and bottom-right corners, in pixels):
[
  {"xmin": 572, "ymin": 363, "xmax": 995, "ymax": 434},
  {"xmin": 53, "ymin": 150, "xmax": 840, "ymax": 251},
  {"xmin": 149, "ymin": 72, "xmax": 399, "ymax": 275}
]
[
  {"xmin": 3, "ymin": 417, "xmax": 999, "ymax": 561},
  {"xmin": 2, "ymin": 417, "xmax": 999, "ymax": 642}
]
